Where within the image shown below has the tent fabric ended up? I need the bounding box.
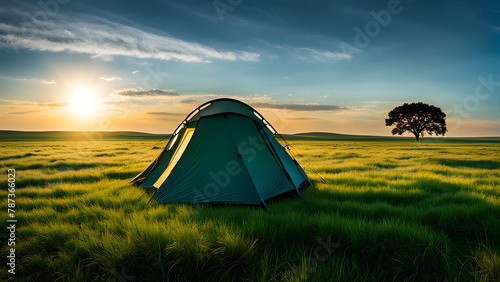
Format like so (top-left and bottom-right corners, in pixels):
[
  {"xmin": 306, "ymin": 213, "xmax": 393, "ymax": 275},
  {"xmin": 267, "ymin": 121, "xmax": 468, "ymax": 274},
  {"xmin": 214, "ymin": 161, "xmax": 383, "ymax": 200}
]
[{"xmin": 130, "ymin": 98, "xmax": 310, "ymax": 206}]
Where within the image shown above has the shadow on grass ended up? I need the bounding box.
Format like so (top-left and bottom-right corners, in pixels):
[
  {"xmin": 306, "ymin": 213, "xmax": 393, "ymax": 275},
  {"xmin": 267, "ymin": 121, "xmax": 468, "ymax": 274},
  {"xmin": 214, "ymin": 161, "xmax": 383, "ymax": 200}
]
[
  {"xmin": 307, "ymin": 176, "xmax": 486, "ymax": 207},
  {"xmin": 372, "ymin": 163, "xmax": 398, "ymax": 169},
  {"xmin": 319, "ymin": 166, "xmax": 373, "ymax": 174},
  {"xmin": 433, "ymin": 158, "xmax": 500, "ymax": 170},
  {"xmin": 0, "ymin": 152, "xmax": 36, "ymax": 161},
  {"xmin": 11, "ymin": 162, "xmax": 110, "ymax": 171},
  {"xmin": 302, "ymin": 180, "xmax": 500, "ymax": 243}
]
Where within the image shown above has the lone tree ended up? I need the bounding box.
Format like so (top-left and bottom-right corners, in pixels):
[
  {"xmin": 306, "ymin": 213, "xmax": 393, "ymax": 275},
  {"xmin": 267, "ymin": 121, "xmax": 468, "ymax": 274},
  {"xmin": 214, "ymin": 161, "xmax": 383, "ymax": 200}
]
[{"xmin": 385, "ymin": 102, "xmax": 447, "ymax": 141}]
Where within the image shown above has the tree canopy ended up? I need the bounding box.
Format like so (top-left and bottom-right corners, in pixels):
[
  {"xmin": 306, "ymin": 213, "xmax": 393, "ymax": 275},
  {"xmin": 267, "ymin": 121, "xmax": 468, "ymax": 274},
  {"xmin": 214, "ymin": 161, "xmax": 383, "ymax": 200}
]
[{"xmin": 385, "ymin": 102, "xmax": 447, "ymax": 141}]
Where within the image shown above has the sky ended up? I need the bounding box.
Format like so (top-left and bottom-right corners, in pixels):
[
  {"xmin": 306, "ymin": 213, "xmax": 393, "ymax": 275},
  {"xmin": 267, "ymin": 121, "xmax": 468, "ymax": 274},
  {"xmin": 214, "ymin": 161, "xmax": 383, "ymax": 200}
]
[{"xmin": 0, "ymin": 0, "xmax": 499, "ymax": 136}]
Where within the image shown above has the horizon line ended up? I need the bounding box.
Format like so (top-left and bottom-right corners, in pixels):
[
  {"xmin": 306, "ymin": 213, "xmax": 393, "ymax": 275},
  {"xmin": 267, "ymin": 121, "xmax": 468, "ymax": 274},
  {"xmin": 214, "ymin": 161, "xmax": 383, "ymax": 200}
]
[{"xmin": 1, "ymin": 129, "xmax": 499, "ymax": 138}]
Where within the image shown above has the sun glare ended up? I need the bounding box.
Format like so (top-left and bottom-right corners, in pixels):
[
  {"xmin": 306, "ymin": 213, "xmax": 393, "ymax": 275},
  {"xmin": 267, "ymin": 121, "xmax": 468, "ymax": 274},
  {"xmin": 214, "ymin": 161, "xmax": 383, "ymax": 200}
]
[{"xmin": 71, "ymin": 87, "xmax": 98, "ymax": 116}]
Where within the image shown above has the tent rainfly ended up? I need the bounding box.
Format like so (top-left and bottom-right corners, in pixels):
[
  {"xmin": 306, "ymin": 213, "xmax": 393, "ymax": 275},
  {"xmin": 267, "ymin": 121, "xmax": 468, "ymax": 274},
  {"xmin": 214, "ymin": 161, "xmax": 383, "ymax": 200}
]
[{"xmin": 130, "ymin": 98, "xmax": 310, "ymax": 208}]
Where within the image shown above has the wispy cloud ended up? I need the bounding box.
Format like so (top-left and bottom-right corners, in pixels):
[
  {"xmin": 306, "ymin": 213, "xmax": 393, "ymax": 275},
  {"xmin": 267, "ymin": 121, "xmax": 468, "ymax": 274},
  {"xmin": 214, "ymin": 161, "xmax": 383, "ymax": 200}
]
[
  {"xmin": 362, "ymin": 101, "xmax": 404, "ymax": 104},
  {"xmin": 112, "ymin": 88, "xmax": 180, "ymax": 97},
  {"xmin": 475, "ymin": 21, "xmax": 500, "ymax": 31},
  {"xmin": 100, "ymin": 76, "xmax": 122, "ymax": 82},
  {"xmin": 0, "ymin": 75, "xmax": 56, "ymax": 85},
  {"xmin": 4, "ymin": 100, "xmax": 67, "ymax": 114},
  {"xmin": 0, "ymin": 99, "xmax": 18, "ymax": 105},
  {"xmin": 178, "ymin": 99, "xmax": 199, "ymax": 104},
  {"xmin": 7, "ymin": 109, "xmax": 41, "ymax": 115},
  {"xmin": 0, "ymin": 7, "xmax": 260, "ymax": 63},
  {"xmin": 263, "ymin": 42, "xmax": 360, "ymax": 61},
  {"xmin": 147, "ymin": 112, "xmax": 185, "ymax": 116},
  {"xmin": 288, "ymin": 117, "xmax": 320, "ymax": 120},
  {"xmin": 299, "ymin": 48, "xmax": 353, "ymax": 61},
  {"xmin": 252, "ymin": 102, "xmax": 345, "ymax": 111}
]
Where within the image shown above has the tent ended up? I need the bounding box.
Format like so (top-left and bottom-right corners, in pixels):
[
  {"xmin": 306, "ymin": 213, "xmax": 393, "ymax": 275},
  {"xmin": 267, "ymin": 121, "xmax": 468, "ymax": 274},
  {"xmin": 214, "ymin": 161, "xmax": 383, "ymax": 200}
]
[{"xmin": 131, "ymin": 98, "xmax": 310, "ymax": 207}]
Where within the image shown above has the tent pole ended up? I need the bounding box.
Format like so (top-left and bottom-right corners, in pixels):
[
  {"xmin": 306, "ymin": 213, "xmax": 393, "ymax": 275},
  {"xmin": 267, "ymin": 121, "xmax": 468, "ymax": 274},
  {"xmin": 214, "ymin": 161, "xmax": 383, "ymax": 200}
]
[
  {"xmin": 302, "ymin": 199, "xmax": 312, "ymax": 213},
  {"xmin": 295, "ymin": 189, "xmax": 312, "ymax": 213},
  {"xmin": 261, "ymin": 199, "xmax": 270, "ymax": 213}
]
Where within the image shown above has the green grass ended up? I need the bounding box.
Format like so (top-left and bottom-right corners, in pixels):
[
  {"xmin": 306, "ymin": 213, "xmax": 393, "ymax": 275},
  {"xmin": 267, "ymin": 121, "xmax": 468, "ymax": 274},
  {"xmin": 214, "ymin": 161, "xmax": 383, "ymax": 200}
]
[{"xmin": 0, "ymin": 132, "xmax": 499, "ymax": 281}]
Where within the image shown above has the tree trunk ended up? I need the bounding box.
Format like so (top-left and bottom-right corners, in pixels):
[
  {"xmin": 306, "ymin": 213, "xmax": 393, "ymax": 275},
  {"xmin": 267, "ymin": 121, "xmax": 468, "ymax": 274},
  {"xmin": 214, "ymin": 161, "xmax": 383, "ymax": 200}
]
[{"xmin": 414, "ymin": 133, "xmax": 420, "ymax": 141}]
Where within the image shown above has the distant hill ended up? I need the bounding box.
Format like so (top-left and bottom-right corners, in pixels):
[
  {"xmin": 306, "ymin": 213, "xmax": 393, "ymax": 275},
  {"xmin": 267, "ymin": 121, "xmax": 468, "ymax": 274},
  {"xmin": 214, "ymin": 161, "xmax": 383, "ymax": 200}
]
[
  {"xmin": 282, "ymin": 132, "xmax": 395, "ymax": 141},
  {"xmin": 282, "ymin": 132, "xmax": 500, "ymax": 143},
  {"xmin": 0, "ymin": 130, "xmax": 167, "ymax": 141},
  {"xmin": 1, "ymin": 130, "xmax": 499, "ymax": 143}
]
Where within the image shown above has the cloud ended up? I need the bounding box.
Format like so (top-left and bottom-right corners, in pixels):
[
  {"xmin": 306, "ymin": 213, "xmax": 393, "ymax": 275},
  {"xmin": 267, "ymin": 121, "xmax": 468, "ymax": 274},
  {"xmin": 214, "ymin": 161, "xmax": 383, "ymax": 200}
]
[
  {"xmin": 100, "ymin": 76, "xmax": 122, "ymax": 82},
  {"xmin": 5, "ymin": 100, "xmax": 67, "ymax": 114},
  {"xmin": 0, "ymin": 99, "xmax": 20, "ymax": 105},
  {"xmin": 8, "ymin": 110, "xmax": 41, "ymax": 115},
  {"xmin": 0, "ymin": 75, "xmax": 56, "ymax": 84},
  {"xmin": 146, "ymin": 111, "xmax": 186, "ymax": 122},
  {"xmin": 131, "ymin": 70, "xmax": 140, "ymax": 74},
  {"xmin": 252, "ymin": 102, "xmax": 345, "ymax": 111},
  {"xmin": 361, "ymin": 101, "xmax": 403, "ymax": 104},
  {"xmin": 0, "ymin": 6, "xmax": 260, "ymax": 63},
  {"xmin": 287, "ymin": 117, "xmax": 320, "ymax": 120},
  {"xmin": 38, "ymin": 79, "xmax": 56, "ymax": 85},
  {"xmin": 147, "ymin": 112, "xmax": 185, "ymax": 116},
  {"xmin": 299, "ymin": 48, "xmax": 353, "ymax": 60},
  {"xmin": 45, "ymin": 102, "xmax": 67, "ymax": 108},
  {"xmin": 112, "ymin": 88, "xmax": 180, "ymax": 97},
  {"xmin": 473, "ymin": 20, "xmax": 500, "ymax": 32},
  {"xmin": 264, "ymin": 42, "xmax": 359, "ymax": 61},
  {"xmin": 178, "ymin": 99, "xmax": 198, "ymax": 104}
]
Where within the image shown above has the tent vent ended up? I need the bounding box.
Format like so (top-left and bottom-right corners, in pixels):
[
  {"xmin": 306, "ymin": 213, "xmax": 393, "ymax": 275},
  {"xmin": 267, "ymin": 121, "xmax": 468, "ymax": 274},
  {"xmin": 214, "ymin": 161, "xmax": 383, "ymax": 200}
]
[
  {"xmin": 266, "ymin": 124, "xmax": 276, "ymax": 134},
  {"xmin": 253, "ymin": 111, "xmax": 263, "ymax": 120},
  {"xmin": 167, "ymin": 134, "xmax": 179, "ymax": 150},
  {"xmin": 174, "ymin": 122, "xmax": 185, "ymax": 135},
  {"xmin": 186, "ymin": 109, "xmax": 199, "ymax": 121},
  {"xmin": 199, "ymin": 103, "xmax": 211, "ymax": 111}
]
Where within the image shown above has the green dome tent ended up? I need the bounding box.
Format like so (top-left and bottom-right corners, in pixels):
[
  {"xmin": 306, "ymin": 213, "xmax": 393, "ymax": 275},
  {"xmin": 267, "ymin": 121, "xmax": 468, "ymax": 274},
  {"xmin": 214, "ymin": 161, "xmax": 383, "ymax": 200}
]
[{"xmin": 131, "ymin": 98, "xmax": 310, "ymax": 208}]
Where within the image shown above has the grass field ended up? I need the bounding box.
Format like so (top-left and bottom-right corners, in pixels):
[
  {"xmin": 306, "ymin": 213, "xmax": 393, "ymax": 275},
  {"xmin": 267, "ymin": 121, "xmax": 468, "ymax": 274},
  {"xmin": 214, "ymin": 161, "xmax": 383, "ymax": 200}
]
[{"xmin": 1, "ymin": 131, "xmax": 499, "ymax": 281}]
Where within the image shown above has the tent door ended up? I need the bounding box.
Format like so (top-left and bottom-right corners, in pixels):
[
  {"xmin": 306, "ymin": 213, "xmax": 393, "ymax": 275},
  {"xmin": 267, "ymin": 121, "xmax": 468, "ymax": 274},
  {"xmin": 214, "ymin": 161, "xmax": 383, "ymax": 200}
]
[{"xmin": 153, "ymin": 128, "xmax": 195, "ymax": 188}]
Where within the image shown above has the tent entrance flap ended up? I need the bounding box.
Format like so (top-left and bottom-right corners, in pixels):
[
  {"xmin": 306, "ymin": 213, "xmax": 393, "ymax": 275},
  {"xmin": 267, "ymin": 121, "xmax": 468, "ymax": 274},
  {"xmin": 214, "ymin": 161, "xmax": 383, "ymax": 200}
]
[{"xmin": 153, "ymin": 128, "xmax": 195, "ymax": 188}]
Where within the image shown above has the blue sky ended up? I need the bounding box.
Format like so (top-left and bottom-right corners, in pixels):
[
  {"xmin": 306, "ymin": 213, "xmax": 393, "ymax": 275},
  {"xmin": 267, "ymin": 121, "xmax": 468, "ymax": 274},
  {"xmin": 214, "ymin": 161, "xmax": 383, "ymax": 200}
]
[{"xmin": 0, "ymin": 0, "xmax": 499, "ymax": 136}]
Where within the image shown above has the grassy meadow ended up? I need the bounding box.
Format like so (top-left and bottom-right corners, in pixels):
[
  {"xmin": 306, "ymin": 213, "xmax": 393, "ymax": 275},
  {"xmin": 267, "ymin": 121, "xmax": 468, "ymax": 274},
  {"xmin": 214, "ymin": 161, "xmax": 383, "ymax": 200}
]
[{"xmin": 1, "ymin": 131, "xmax": 499, "ymax": 281}]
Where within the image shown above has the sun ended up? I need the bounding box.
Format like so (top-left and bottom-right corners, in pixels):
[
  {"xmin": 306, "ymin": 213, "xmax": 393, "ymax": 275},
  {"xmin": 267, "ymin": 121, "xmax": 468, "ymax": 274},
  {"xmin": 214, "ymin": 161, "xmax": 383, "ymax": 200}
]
[{"xmin": 71, "ymin": 87, "xmax": 98, "ymax": 116}]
